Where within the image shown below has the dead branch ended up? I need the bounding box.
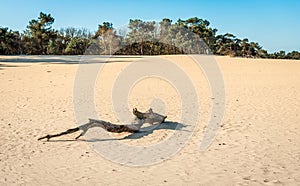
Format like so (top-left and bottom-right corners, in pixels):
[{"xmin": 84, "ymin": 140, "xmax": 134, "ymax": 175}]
[
  {"xmin": 38, "ymin": 108, "xmax": 167, "ymax": 141},
  {"xmin": 37, "ymin": 127, "xmax": 79, "ymax": 141}
]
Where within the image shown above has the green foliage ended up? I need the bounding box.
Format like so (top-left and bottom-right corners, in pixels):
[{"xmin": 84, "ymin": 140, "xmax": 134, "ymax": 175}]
[
  {"xmin": 94, "ymin": 22, "xmax": 121, "ymax": 55},
  {"xmin": 0, "ymin": 12, "xmax": 299, "ymax": 59},
  {"xmin": 0, "ymin": 27, "xmax": 21, "ymax": 54},
  {"xmin": 94, "ymin": 22, "xmax": 113, "ymax": 38},
  {"xmin": 64, "ymin": 37, "xmax": 90, "ymax": 55},
  {"xmin": 286, "ymin": 51, "xmax": 300, "ymax": 59},
  {"xmin": 125, "ymin": 19, "xmax": 157, "ymax": 55},
  {"xmin": 23, "ymin": 12, "xmax": 57, "ymax": 54}
]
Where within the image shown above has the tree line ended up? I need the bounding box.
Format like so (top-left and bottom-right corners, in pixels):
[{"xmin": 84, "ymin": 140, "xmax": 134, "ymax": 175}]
[{"xmin": 0, "ymin": 12, "xmax": 299, "ymax": 59}]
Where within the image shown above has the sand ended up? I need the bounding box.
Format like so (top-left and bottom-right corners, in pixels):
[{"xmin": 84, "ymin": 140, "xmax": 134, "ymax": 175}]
[{"xmin": 0, "ymin": 55, "xmax": 299, "ymax": 185}]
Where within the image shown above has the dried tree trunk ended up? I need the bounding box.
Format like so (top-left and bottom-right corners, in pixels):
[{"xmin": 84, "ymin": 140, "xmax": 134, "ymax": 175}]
[{"xmin": 38, "ymin": 108, "xmax": 167, "ymax": 141}]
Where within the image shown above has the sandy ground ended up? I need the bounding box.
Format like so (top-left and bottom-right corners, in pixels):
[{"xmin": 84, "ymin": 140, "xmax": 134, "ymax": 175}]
[{"xmin": 0, "ymin": 55, "xmax": 299, "ymax": 185}]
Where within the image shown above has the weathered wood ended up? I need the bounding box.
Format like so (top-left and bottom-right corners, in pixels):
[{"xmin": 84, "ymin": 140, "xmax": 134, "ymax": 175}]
[
  {"xmin": 37, "ymin": 127, "xmax": 79, "ymax": 141},
  {"xmin": 75, "ymin": 118, "xmax": 143, "ymax": 140},
  {"xmin": 133, "ymin": 108, "xmax": 167, "ymax": 124},
  {"xmin": 38, "ymin": 108, "xmax": 167, "ymax": 141}
]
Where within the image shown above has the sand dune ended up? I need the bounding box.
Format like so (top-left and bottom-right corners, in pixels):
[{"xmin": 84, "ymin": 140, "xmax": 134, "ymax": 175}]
[{"xmin": 0, "ymin": 55, "xmax": 299, "ymax": 185}]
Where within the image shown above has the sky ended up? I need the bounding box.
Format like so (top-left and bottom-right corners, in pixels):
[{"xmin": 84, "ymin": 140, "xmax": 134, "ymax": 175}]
[{"xmin": 0, "ymin": 0, "xmax": 299, "ymax": 53}]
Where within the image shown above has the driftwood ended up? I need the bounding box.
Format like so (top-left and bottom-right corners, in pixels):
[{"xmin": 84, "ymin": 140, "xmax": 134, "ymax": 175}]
[
  {"xmin": 38, "ymin": 108, "xmax": 167, "ymax": 141},
  {"xmin": 133, "ymin": 108, "xmax": 167, "ymax": 124}
]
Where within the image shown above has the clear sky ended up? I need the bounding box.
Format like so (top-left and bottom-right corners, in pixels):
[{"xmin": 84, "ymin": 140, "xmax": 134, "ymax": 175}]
[{"xmin": 1, "ymin": 0, "xmax": 299, "ymax": 53}]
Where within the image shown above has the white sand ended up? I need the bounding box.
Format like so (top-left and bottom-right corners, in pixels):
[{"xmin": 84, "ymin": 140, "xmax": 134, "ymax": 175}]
[{"xmin": 0, "ymin": 55, "xmax": 299, "ymax": 185}]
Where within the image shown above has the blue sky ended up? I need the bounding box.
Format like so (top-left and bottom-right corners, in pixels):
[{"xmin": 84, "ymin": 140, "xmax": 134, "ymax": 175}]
[{"xmin": 0, "ymin": 0, "xmax": 299, "ymax": 52}]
